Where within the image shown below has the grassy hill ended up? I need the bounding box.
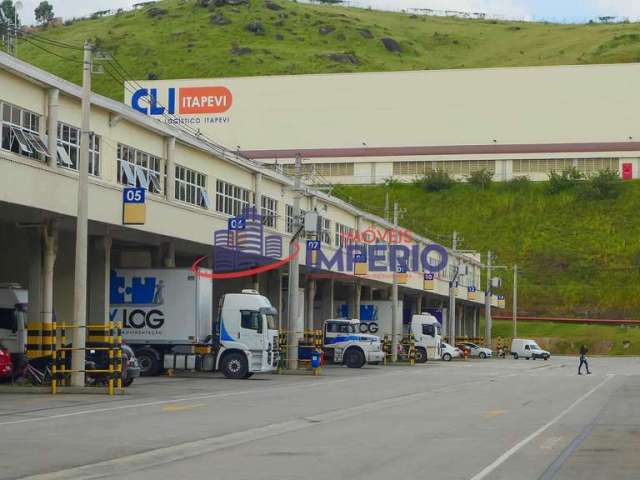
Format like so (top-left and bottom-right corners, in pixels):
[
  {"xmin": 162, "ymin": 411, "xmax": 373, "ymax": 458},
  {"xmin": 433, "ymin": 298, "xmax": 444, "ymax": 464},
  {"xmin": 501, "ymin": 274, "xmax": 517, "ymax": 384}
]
[
  {"xmin": 14, "ymin": 0, "xmax": 640, "ymax": 100},
  {"xmin": 334, "ymin": 180, "xmax": 640, "ymax": 320}
]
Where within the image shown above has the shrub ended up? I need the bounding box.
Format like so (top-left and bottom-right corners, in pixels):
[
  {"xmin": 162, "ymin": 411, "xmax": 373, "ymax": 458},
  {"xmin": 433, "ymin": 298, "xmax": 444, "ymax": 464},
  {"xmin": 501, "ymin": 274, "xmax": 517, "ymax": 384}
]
[
  {"xmin": 467, "ymin": 168, "xmax": 494, "ymax": 189},
  {"xmin": 579, "ymin": 169, "xmax": 622, "ymax": 200},
  {"xmin": 546, "ymin": 167, "xmax": 583, "ymax": 194},
  {"xmin": 383, "ymin": 177, "xmax": 402, "ymax": 187},
  {"xmin": 415, "ymin": 170, "xmax": 455, "ymax": 192},
  {"xmin": 505, "ymin": 175, "xmax": 531, "ymax": 190}
]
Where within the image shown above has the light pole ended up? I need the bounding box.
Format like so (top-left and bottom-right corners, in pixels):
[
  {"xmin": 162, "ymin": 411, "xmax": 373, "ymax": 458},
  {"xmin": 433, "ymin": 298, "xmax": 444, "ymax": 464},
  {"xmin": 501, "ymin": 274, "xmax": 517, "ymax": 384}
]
[
  {"xmin": 71, "ymin": 41, "xmax": 92, "ymax": 387},
  {"xmin": 513, "ymin": 264, "xmax": 518, "ymax": 338}
]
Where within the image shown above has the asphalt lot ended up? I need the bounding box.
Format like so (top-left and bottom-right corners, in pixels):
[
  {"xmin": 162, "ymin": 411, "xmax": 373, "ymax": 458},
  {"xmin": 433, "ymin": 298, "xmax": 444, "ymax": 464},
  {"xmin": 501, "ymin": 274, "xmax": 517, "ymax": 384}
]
[{"xmin": 0, "ymin": 356, "xmax": 638, "ymax": 480}]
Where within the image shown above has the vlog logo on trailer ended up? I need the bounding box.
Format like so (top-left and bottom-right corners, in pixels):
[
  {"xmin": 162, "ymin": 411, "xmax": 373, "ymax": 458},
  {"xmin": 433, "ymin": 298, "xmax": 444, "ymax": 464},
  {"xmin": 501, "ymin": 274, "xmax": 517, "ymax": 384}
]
[
  {"xmin": 130, "ymin": 86, "xmax": 233, "ymax": 125},
  {"xmin": 109, "ymin": 271, "xmax": 165, "ymax": 331}
]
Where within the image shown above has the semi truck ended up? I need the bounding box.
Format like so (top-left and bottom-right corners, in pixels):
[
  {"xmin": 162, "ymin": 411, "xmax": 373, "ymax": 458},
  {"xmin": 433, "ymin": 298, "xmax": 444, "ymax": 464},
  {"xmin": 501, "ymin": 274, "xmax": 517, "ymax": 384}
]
[
  {"xmin": 336, "ymin": 301, "xmax": 442, "ymax": 362},
  {"xmin": 321, "ymin": 319, "xmax": 384, "ymax": 368},
  {"xmin": 110, "ymin": 268, "xmax": 279, "ymax": 379}
]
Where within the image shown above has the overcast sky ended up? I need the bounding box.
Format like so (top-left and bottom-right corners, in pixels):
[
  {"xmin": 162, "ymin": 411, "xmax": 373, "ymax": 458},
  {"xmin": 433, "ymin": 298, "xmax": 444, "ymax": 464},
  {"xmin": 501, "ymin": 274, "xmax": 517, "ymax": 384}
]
[{"xmin": 13, "ymin": 0, "xmax": 640, "ymax": 25}]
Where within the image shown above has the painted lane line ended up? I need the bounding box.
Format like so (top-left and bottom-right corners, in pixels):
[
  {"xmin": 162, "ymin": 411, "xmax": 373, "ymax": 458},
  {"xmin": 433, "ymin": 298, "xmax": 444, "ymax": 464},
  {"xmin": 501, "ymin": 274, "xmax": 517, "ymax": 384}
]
[
  {"xmin": 17, "ymin": 378, "xmax": 502, "ymax": 480},
  {"xmin": 0, "ymin": 368, "xmax": 419, "ymax": 427},
  {"xmin": 469, "ymin": 374, "xmax": 614, "ymax": 480}
]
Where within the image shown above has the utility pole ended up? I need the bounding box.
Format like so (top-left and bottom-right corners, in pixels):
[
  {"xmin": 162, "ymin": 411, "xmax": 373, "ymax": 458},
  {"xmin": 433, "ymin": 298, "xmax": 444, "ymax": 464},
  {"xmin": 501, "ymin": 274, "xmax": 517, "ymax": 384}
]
[
  {"xmin": 286, "ymin": 154, "xmax": 302, "ymax": 370},
  {"xmin": 512, "ymin": 264, "xmax": 518, "ymax": 338},
  {"xmin": 390, "ymin": 201, "xmax": 399, "ymax": 362},
  {"xmin": 384, "ymin": 192, "xmax": 390, "ymax": 222},
  {"xmin": 448, "ymin": 231, "xmax": 458, "ymax": 344},
  {"xmin": 484, "ymin": 250, "xmax": 493, "ymax": 349},
  {"xmin": 71, "ymin": 41, "xmax": 92, "ymax": 387}
]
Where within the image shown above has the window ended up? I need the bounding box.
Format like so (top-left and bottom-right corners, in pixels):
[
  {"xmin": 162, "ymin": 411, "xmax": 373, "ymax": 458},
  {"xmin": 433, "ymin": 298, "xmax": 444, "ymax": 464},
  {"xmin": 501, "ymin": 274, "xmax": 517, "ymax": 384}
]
[
  {"xmin": 512, "ymin": 158, "xmax": 574, "ymax": 174},
  {"xmin": 393, "ymin": 160, "xmax": 495, "ymax": 176},
  {"xmin": 422, "ymin": 324, "xmax": 435, "ymax": 337},
  {"xmin": 56, "ymin": 122, "xmax": 101, "ymax": 176},
  {"xmin": 282, "ymin": 162, "xmax": 355, "ymax": 178},
  {"xmin": 117, "ymin": 144, "xmax": 162, "ymax": 193},
  {"xmin": 335, "ymin": 223, "xmax": 355, "ymax": 248},
  {"xmin": 1, "ymin": 101, "xmax": 48, "ymax": 160},
  {"xmin": 261, "ymin": 195, "xmax": 278, "ymax": 229},
  {"xmin": 576, "ymin": 158, "xmax": 619, "ymax": 174},
  {"xmin": 0, "ymin": 308, "xmax": 17, "ymax": 331},
  {"xmin": 215, "ymin": 180, "xmax": 251, "ymax": 216},
  {"xmin": 319, "ymin": 216, "xmax": 331, "ymax": 244},
  {"xmin": 175, "ymin": 164, "xmax": 209, "ymax": 208},
  {"xmin": 240, "ymin": 311, "xmax": 262, "ymax": 333},
  {"xmin": 285, "ymin": 204, "xmax": 307, "ymax": 234}
]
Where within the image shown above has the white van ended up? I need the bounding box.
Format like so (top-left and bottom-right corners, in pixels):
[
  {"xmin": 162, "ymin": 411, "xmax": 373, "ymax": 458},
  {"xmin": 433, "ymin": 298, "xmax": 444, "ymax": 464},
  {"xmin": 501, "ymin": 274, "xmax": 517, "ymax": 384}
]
[
  {"xmin": 510, "ymin": 338, "xmax": 550, "ymax": 360},
  {"xmin": 0, "ymin": 284, "xmax": 28, "ymax": 367}
]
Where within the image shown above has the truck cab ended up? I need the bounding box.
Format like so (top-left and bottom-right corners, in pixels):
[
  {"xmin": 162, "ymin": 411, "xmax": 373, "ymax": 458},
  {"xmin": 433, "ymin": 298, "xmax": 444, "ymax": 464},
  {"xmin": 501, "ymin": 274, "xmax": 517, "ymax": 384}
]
[
  {"xmin": 409, "ymin": 313, "xmax": 442, "ymax": 363},
  {"xmin": 323, "ymin": 319, "xmax": 384, "ymax": 368},
  {"xmin": 0, "ymin": 284, "xmax": 28, "ymax": 368},
  {"xmin": 215, "ymin": 290, "xmax": 280, "ymax": 378}
]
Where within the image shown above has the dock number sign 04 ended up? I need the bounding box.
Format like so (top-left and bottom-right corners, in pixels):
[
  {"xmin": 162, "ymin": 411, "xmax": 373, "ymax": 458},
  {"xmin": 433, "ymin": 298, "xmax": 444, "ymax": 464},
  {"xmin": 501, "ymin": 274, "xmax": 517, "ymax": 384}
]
[{"xmin": 123, "ymin": 187, "xmax": 146, "ymax": 225}]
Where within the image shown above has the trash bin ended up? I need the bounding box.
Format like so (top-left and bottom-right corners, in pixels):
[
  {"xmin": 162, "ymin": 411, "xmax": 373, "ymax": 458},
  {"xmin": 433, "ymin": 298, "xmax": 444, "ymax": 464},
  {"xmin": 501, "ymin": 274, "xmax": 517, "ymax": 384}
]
[{"xmin": 311, "ymin": 350, "xmax": 322, "ymax": 369}]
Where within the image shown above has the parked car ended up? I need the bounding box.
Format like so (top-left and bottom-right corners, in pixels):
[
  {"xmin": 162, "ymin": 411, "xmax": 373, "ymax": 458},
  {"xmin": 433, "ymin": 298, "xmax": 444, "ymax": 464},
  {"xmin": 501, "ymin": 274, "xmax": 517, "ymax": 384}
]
[
  {"xmin": 510, "ymin": 339, "xmax": 550, "ymax": 360},
  {"xmin": 458, "ymin": 342, "xmax": 493, "ymax": 359},
  {"xmin": 441, "ymin": 342, "xmax": 462, "ymax": 362},
  {"xmin": 122, "ymin": 343, "xmax": 140, "ymax": 387},
  {"xmin": 0, "ymin": 342, "xmax": 13, "ymax": 380}
]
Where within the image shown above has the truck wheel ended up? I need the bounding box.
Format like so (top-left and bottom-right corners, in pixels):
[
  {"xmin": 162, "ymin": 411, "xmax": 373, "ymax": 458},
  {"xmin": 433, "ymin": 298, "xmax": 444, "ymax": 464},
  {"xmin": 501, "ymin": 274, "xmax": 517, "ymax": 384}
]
[
  {"xmin": 222, "ymin": 353, "xmax": 248, "ymax": 379},
  {"xmin": 415, "ymin": 348, "xmax": 428, "ymax": 364},
  {"xmin": 344, "ymin": 348, "xmax": 365, "ymax": 368},
  {"xmin": 136, "ymin": 349, "xmax": 161, "ymax": 376},
  {"xmin": 513, "ymin": 353, "xmax": 519, "ymax": 360},
  {"xmin": 442, "ymin": 353, "xmax": 452, "ymax": 362},
  {"xmin": 123, "ymin": 377, "xmax": 134, "ymax": 387},
  {"xmin": 479, "ymin": 352, "xmax": 487, "ymax": 359}
]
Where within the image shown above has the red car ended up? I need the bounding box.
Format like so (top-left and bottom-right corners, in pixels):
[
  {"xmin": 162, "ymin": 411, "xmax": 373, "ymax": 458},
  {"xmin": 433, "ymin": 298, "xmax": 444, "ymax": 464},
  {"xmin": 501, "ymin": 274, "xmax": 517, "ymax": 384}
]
[{"xmin": 0, "ymin": 343, "xmax": 13, "ymax": 379}]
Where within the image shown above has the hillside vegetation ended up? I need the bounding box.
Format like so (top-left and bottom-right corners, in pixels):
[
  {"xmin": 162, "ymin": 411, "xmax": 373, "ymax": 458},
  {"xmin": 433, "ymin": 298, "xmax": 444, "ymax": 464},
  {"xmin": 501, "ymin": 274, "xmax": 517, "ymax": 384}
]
[
  {"xmin": 14, "ymin": 0, "xmax": 640, "ymax": 100},
  {"xmin": 335, "ymin": 179, "xmax": 640, "ymax": 320}
]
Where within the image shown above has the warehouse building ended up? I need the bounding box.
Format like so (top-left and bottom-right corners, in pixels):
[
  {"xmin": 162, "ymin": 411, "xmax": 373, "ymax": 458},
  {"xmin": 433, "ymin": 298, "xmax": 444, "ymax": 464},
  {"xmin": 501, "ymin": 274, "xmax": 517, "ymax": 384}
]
[
  {"xmin": 0, "ymin": 51, "xmax": 498, "ymax": 361},
  {"xmin": 128, "ymin": 63, "xmax": 640, "ymax": 184}
]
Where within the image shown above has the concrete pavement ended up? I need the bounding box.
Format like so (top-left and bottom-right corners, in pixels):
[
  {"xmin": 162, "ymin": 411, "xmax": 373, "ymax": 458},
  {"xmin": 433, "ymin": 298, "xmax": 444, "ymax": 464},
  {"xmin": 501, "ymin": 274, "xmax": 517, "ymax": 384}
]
[{"xmin": 0, "ymin": 356, "xmax": 638, "ymax": 480}]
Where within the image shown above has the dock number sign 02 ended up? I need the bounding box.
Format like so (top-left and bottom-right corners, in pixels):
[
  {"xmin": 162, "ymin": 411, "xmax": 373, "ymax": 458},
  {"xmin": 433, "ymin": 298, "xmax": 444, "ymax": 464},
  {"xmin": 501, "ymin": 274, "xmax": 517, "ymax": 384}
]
[{"xmin": 122, "ymin": 187, "xmax": 146, "ymax": 225}]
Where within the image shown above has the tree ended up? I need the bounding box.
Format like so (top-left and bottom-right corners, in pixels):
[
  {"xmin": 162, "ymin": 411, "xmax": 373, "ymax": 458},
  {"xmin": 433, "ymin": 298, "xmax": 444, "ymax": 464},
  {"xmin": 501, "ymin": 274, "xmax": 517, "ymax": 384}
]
[
  {"xmin": 0, "ymin": 0, "xmax": 16, "ymax": 22},
  {"xmin": 34, "ymin": 1, "xmax": 54, "ymax": 25}
]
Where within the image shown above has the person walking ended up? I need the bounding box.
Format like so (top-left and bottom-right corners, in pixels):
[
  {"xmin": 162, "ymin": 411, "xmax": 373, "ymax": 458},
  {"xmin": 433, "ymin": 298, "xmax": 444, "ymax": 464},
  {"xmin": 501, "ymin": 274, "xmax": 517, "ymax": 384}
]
[{"xmin": 578, "ymin": 344, "xmax": 591, "ymax": 375}]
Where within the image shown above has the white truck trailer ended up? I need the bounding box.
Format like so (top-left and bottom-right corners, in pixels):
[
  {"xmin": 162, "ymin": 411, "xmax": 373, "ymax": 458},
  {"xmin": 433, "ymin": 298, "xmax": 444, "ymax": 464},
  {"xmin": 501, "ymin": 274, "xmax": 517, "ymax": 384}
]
[
  {"xmin": 110, "ymin": 268, "xmax": 279, "ymax": 379},
  {"xmin": 322, "ymin": 319, "xmax": 384, "ymax": 368}
]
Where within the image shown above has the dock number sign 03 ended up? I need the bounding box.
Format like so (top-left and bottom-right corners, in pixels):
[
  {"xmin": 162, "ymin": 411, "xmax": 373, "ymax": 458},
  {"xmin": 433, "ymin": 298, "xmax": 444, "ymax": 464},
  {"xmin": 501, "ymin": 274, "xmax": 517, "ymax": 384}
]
[{"xmin": 123, "ymin": 187, "xmax": 146, "ymax": 225}]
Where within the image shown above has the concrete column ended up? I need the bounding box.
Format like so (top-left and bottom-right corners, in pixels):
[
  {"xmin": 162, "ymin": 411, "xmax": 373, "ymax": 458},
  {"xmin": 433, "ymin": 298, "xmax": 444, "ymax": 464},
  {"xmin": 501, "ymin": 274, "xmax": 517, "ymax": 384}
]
[
  {"xmin": 162, "ymin": 241, "xmax": 176, "ymax": 268},
  {"xmin": 306, "ymin": 276, "xmax": 316, "ymax": 331},
  {"xmin": 320, "ymin": 278, "xmax": 335, "ymax": 323},
  {"xmin": 166, "ymin": 137, "xmax": 176, "ymax": 201},
  {"xmin": 354, "ymin": 280, "xmax": 362, "ymax": 319},
  {"xmin": 417, "ymin": 293, "xmax": 424, "ymax": 314},
  {"xmin": 252, "ymin": 172, "xmax": 263, "ymax": 292},
  {"xmin": 473, "ymin": 307, "xmax": 479, "ymax": 338},
  {"xmin": 26, "ymin": 230, "xmax": 43, "ymax": 361},
  {"xmin": 88, "ymin": 235, "xmax": 112, "ymax": 326},
  {"xmin": 42, "ymin": 221, "xmax": 58, "ymax": 357},
  {"xmin": 47, "ymin": 88, "xmax": 59, "ymax": 168}
]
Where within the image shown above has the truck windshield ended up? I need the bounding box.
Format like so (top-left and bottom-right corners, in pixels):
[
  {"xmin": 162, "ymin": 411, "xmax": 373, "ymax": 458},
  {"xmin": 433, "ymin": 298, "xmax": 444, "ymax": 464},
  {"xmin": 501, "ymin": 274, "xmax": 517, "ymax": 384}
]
[
  {"xmin": 265, "ymin": 314, "xmax": 277, "ymax": 330},
  {"xmin": 326, "ymin": 323, "xmax": 356, "ymax": 333}
]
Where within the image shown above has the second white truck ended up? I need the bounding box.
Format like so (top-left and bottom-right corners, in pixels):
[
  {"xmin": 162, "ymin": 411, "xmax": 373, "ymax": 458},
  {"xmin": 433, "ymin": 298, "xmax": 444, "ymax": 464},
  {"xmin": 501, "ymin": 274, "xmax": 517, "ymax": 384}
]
[
  {"xmin": 322, "ymin": 319, "xmax": 385, "ymax": 368},
  {"xmin": 111, "ymin": 268, "xmax": 279, "ymax": 379}
]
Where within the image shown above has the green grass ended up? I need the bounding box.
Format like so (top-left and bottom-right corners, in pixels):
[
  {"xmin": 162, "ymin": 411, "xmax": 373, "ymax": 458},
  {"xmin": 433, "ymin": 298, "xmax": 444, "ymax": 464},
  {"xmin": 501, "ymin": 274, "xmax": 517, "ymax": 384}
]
[
  {"xmin": 335, "ymin": 180, "xmax": 640, "ymax": 320},
  {"xmin": 14, "ymin": 0, "xmax": 640, "ymax": 100},
  {"xmin": 490, "ymin": 320, "xmax": 640, "ymax": 355}
]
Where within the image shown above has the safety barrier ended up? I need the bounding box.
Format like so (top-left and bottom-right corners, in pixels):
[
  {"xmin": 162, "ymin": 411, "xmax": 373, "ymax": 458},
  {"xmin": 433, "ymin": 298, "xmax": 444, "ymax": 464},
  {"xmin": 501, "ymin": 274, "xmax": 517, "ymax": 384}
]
[
  {"xmin": 382, "ymin": 334, "xmax": 416, "ymax": 365},
  {"xmin": 277, "ymin": 330, "xmax": 323, "ymax": 375},
  {"xmin": 49, "ymin": 321, "xmax": 123, "ymax": 395}
]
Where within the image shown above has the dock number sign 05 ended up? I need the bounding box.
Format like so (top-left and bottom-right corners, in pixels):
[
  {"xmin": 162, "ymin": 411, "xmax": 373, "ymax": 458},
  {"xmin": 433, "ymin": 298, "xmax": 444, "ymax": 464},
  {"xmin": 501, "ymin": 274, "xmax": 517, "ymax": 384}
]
[{"xmin": 123, "ymin": 187, "xmax": 146, "ymax": 225}]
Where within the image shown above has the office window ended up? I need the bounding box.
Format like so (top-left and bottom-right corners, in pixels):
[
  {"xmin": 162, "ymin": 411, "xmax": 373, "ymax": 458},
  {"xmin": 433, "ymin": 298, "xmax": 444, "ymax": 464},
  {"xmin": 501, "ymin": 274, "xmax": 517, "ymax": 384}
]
[
  {"xmin": 335, "ymin": 223, "xmax": 355, "ymax": 248},
  {"xmin": 175, "ymin": 164, "xmax": 209, "ymax": 208},
  {"xmin": 117, "ymin": 143, "xmax": 162, "ymax": 193},
  {"xmin": 1, "ymin": 101, "xmax": 48, "ymax": 160},
  {"xmin": 261, "ymin": 195, "xmax": 278, "ymax": 229},
  {"xmin": 319, "ymin": 216, "xmax": 331, "ymax": 245},
  {"xmin": 216, "ymin": 180, "xmax": 251, "ymax": 216},
  {"xmin": 285, "ymin": 204, "xmax": 308, "ymax": 234},
  {"xmin": 56, "ymin": 122, "xmax": 100, "ymax": 176}
]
